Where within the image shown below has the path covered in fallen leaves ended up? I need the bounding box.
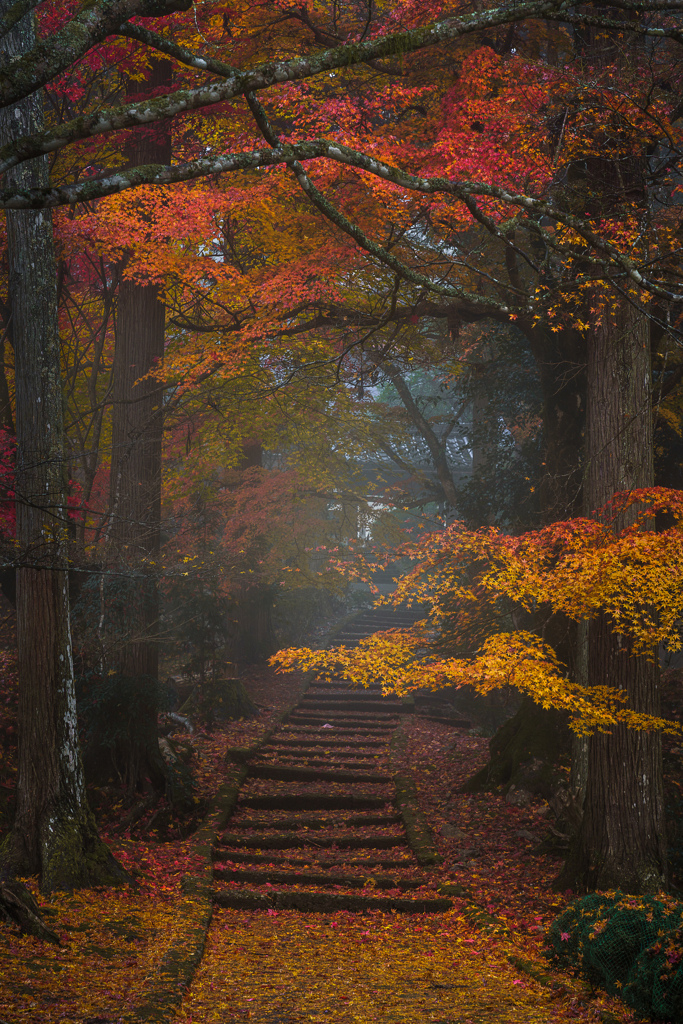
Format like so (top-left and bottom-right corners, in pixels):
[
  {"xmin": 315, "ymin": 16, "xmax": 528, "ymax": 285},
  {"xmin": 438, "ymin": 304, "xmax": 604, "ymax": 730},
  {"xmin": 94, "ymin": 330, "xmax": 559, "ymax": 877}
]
[
  {"xmin": 176, "ymin": 909, "xmax": 562, "ymax": 1023},
  {"xmin": 173, "ymin": 676, "xmax": 637, "ymax": 1024},
  {"xmin": 212, "ymin": 676, "xmax": 449, "ymax": 911},
  {"xmin": 0, "ymin": 667, "xmax": 639, "ymax": 1023}
]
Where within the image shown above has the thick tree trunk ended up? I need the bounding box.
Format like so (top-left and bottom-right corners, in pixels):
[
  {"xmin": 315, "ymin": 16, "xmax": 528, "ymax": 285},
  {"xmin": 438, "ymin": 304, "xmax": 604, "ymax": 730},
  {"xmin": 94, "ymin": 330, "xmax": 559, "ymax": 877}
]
[
  {"xmin": 0, "ymin": 11, "xmax": 124, "ymax": 889},
  {"xmin": 108, "ymin": 277, "xmax": 167, "ymax": 793},
  {"xmin": 559, "ymin": 298, "xmax": 666, "ymax": 893},
  {"xmin": 106, "ymin": 59, "xmax": 171, "ymax": 796}
]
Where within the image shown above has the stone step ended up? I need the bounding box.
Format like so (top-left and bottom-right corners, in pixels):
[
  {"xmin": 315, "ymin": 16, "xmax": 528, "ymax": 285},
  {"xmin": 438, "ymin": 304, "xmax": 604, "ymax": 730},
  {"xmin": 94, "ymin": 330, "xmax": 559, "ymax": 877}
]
[
  {"xmin": 247, "ymin": 764, "xmax": 391, "ymax": 783},
  {"xmin": 259, "ymin": 747, "xmax": 381, "ymax": 760},
  {"xmin": 213, "ymin": 868, "xmax": 428, "ymax": 890},
  {"xmin": 301, "ymin": 699, "xmax": 401, "ymax": 709},
  {"xmin": 212, "ymin": 852, "xmax": 414, "ymax": 868},
  {"xmin": 216, "ymin": 832, "xmax": 407, "ymax": 850},
  {"xmin": 280, "ymin": 726, "xmax": 392, "ymax": 737},
  {"xmin": 213, "ymin": 889, "xmax": 453, "ymax": 913},
  {"xmin": 237, "ymin": 794, "xmax": 389, "ymax": 810},
  {"xmin": 286, "ymin": 715, "xmax": 397, "ymax": 727},
  {"xmin": 284, "ymin": 723, "xmax": 396, "ymax": 733},
  {"xmin": 227, "ymin": 813, "xmax": 401, "ymax": 831},
  {"xmin": 299, "ymin": 701, "xmax": 405, "ymax": 714},
  {"xmin": 253, "ymin": 757, "xmax": 379, "ymax": 772},
  {"xmin": 268, "ymin": 738, "xmax": 386, "ymax": 748},
  {"xmin": 290, "ymin": 708, "xmax": 398, "ymax": 717}
]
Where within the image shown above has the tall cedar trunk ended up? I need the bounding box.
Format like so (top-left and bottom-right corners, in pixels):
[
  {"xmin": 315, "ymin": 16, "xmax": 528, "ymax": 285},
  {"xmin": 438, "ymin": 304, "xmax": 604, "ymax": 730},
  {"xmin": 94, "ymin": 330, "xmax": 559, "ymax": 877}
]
[
  {"xmin": 230, "ymin": 584, "xmax": 279, "ymax": 665},
  {"xmin": 107, "ymin": 60, "xmax": 171, "ymax": 795},
  {"xmin": 559, "ymin": 299, "xmax": 666, "ymax": 892},
  {"xmin": 0, "ymin": 11, "xmax": 123, "ymax": 889}
]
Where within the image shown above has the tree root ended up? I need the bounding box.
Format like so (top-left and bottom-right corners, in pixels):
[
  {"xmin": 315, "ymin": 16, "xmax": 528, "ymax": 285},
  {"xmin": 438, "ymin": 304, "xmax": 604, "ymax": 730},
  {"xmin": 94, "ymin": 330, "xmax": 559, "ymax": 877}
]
[
  {"xmin": 116, "ymin": 794, "xmax": 159, "ymax": 833},
  {"xmin": 0, "ymin": 880, "xmax": 59, "ymax": 943}
]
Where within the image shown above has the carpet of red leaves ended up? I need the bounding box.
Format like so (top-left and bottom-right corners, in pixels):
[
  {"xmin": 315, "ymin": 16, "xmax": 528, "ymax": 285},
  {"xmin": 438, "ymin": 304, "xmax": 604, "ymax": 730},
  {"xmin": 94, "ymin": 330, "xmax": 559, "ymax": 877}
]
[{"xmin": 0, "ymin": 668, "xmax": 643, "ymax": 1023}]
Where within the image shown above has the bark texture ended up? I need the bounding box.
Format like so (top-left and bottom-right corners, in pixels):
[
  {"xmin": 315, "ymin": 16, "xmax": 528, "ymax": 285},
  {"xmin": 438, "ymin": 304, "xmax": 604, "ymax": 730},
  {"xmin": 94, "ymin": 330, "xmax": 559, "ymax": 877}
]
[
  {"xmin": 106, "ymin": 60, "xmax": 171, "ymax": 795},
  {"xmin": 559, "ymin": 298, "xmax": 666, "ymax": 893},
  {"xmin": 0, "ymin": 9, "xmax": 124, "ymax": 889}
]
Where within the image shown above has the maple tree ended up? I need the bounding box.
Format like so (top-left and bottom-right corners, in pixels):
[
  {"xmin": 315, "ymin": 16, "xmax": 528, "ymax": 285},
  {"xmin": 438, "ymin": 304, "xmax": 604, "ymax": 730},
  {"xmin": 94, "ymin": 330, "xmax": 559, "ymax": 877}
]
[
  {"xmin": 273, "ymin": 486, "xmax": 683, "ymax": 889},
  {"xmin": 2, "ymin": 0, "xmax": 683, "ymax": 898},
  {"xmin": 273, "ymin": 489, "xmax": 683, "ymax": 725}
]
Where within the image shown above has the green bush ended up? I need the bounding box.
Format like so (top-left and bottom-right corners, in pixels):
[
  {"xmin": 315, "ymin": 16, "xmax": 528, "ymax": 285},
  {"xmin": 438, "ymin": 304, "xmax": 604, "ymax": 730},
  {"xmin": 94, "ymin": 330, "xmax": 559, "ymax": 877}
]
[{"xmin": 547, "ymin": 892, "xmax": 683, "ymax": 1021}]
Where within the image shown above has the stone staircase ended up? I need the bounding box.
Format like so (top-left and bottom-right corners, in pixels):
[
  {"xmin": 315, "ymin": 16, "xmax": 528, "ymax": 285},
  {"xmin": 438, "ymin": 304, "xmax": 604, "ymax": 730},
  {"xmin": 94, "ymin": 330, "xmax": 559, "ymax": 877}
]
[
  {"xmin": 326, "ymin": 605, "xmax": 471, "ymax": 729},
  {"xmin": 212, "ymin": 678, "xmax": 454, "ymax": 913},
  {"xmin": 326, "ymin": 605, "xmax": 426, "ymax": 648}
]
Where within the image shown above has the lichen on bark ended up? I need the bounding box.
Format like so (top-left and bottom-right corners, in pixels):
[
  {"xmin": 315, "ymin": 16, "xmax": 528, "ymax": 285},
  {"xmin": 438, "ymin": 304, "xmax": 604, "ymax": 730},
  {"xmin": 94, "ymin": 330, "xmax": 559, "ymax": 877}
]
[{"xmin": 0, "ymin": 4, "xmax": 127, "ymax": 893}]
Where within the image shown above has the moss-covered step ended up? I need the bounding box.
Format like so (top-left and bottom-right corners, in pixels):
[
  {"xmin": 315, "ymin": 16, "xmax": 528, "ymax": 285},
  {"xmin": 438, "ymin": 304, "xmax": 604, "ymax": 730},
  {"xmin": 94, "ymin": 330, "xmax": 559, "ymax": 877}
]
[
  {"xmin": 247, "ymin": 765, "xmax": 391, "ymax": 783},
  {"xmin": 237, "ymin": 794, "xmax": 389, "ymax": 810},
  {"xmin": 213, "ymin": 868, "xmax": 436, "ymax": 889},
  {"xmin": 213, "ymin": 889, "xmax": 453, "ymax": 913},
  {"xmin": 266, "ymin": 741, "xmax": 387, "ymax": 749},
  {"xmin": 252, "ymin": 756, "xmax": 381, "ymax": 771},
  {"xmin": 215, "ymin": 832, "xmax": 408, "ymax": 850},
  {"xmin": 227, "ymin": 813, "xmax": 401, "ymax": 831},
  {"xmin": 213, "ymin": 852, "xmax": 413, "ymax": 868}
]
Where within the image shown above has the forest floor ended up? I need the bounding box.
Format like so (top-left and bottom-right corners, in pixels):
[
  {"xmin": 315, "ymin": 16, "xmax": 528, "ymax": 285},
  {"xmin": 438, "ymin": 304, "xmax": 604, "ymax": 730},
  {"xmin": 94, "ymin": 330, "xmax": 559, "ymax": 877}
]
[{"xmin": 0, "ymin": 666, "xmax": 642, "ymax": 1024}]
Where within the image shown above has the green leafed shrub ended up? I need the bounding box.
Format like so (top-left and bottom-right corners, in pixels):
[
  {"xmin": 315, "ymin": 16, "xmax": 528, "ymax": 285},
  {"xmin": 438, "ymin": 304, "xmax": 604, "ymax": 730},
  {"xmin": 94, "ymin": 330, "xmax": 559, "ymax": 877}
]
[{"xmin": 547, "ymin": 892, "xmax": 683, "ymax": 1021}]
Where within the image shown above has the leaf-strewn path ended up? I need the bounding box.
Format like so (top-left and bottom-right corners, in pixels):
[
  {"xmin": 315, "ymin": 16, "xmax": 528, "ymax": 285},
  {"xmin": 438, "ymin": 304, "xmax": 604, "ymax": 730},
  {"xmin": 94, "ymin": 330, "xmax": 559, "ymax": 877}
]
[
  {"xmin": 0, "ymin": 668, "xmax": 637, "ymax": 1022},
  {"xmin": 212, "ymin": 676, "xmax": 449, "ymax": 912},
  {"xmin": 172, "ymin": 677, "xmax": 634, "ymax": 1023}
]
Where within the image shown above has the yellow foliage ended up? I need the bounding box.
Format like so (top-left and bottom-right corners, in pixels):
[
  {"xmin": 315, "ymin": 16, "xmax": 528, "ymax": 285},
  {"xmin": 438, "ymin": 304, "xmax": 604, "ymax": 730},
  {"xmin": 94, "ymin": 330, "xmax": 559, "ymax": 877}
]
[{"xmin": 272, "ymin": 488, "xmax": 683, "ymax": 734}]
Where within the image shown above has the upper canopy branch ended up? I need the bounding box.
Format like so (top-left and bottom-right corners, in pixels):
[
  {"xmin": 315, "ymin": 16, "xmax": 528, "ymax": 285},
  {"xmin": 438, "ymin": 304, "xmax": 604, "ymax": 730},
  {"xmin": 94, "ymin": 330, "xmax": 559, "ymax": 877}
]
[
  {"xmin": 0, "ymin": 0, "xmax": 192, "ymax": 110},
  {"xmin": 0, "ymin": 0, "xmax": 572, "ymax": 173},
  {"xmin": 1, "ymin": 137, "xmax": 679, "ymax": 306},
  {"xmin": 13, "ymin": 0, "xmax": 681, "ymax": 176},
  {"xmin": 1, "ymin": 0, "xmax": 681, "ymax": 177}
]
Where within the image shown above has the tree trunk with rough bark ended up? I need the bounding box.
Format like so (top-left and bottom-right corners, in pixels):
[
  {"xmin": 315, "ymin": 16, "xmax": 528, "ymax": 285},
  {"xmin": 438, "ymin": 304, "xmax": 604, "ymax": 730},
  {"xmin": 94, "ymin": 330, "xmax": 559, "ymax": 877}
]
[
  {"xmin": 558, "ymin": 298, "xmax": 666, "ymax": 893},
  {"xmin": 106, "ymin": 61, "xmax": 172, "ymax": 797},
  {"xmin": 0, "ymin": 10, "xmax": 124, "ymax": 890}
]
